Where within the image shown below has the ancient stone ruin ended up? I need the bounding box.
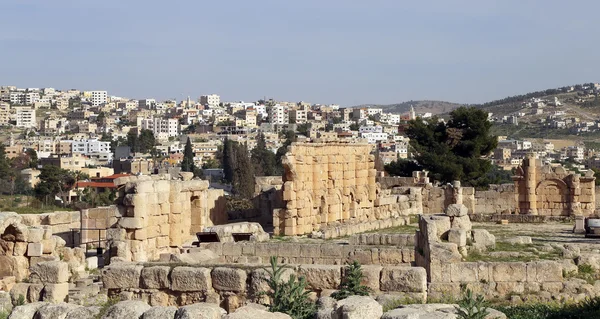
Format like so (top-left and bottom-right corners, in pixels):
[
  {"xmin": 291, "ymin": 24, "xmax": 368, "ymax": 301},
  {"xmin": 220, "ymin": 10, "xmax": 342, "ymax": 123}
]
[{"xmin": 513, "ymin": 154, "xmax": 595, "ymax": 216}]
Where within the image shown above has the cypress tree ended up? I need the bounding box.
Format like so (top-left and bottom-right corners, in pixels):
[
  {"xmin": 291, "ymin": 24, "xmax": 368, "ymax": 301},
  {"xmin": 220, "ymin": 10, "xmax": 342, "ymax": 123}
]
[{"xmin": 181, "ymin": 137, "xmax": 195, "ymax": 172}]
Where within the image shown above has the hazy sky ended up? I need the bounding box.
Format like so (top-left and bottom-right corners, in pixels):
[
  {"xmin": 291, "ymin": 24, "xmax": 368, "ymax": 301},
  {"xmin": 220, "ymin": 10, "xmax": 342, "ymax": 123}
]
[{"xmin": 1, "ymin": 1, "xmax": 599, "ymax": 106}]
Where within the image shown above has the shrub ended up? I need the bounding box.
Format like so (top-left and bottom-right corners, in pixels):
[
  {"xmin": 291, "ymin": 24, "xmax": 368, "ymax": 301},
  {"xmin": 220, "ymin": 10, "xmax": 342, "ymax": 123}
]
[
  {"xmin": 94, "ymin": 297, "xmax": 120, "ymax": 319},
  {"xmin": 455, "ymin": 288, "xmax": 489, "ymax": 319},
  {"xmin": 263, "ymin": 256, "xmax": 316, "ymax": 319},
  {"xmin": 0, "ymin": 311, "xmax": 7, "ymax": 319},
  {"xmin": 331, "ymin": 260, "xmax": 370, "ymax": 300},
  {"xmin": 16, "ymin": 294, "xmax": 25, "ymax": 307}
]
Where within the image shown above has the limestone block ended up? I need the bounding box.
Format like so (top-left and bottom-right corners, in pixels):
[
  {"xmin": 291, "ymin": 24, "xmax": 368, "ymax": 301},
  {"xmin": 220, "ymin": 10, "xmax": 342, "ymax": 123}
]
[
  {"xmin": 102, "ymin": 264, "xmax": 143, "ymax": 289},
  {"xmin": 47, "ymin": 212, "xmax": 71, "ymax": 225},
  {"xmin": 211, "ymin": 267, "xmax": 247, "ymax": 292},
  {"xmin": 450, "ymin": 263, "xmax": 479, "ymax": 283},
  {"xmin": 532, "ymin": 261, "xmax": 563, "ymax": 282},
  {"xmin": 27, "ymin": 227, "xmax": 44, "ymax": 243},
  {"xmin": 358, "ymin": 265, "xmax": 382, "ymax": 292},
  {"xmin": 30, "ymin": 261, "xmax": 69, "ymax": 284},
  {"xmin": 451, "ymin": 215, "xmax": 472, "ymax": 231},
  {"xmin": 495, "ymin": 282, "xmax": 525, "ymax": 295},
  {"xmin": 171, "ymin": 267, "xmax": 212, "ymax": 292},
  {"xmin": 41, "ymin": 238, "xmax": 56, "ymax": 254},
  {"xmin": 334, "ymin": 295, "xmax": 383, "ymax": 319},
  {"xmin": 27, "ymin": 243, "xmax": 43, "ymax": 257},
  {"xmin": 297, "ymin": 265, "xmax": 341, "ymax": 290},
  {"xmin": 472, "ymin": 229, "xmax": 495, "ymax": 249},
  {"xmin": 380, "ymin": 267, "xmax": 427, "ymax": 292},
  {"xmin": 174, "ymin": 303, "xmax": 225, "ymax": 319},
  {"xmin": 118, "ymin": 217, "xmax": 145, "ymax": 229},
  {"xmin": 448, "ymin": 229, "xmax": 467, "ymax": 247},
  {"xmin": 13, "ymin": 242, "xmax": 27, "ymax": 256},
  {"xmin": 102, "ymin": 300, "xmax": 152, "ymax": 319},
  {"xmin": 42, "ymin": 283, "xmax": 69, "ymax": 303},
  {"xmin": 379, "ymin": 249, "xmax": 403, "ymax": 265},
  {"xmin": 491, "ymin": 262, "xmax": 526, "ymax": 282},
  {"xmin": 27, "ymin": 284, "xmax": 44, "ymax": 303},
  {"xmin": 141, "ymin": 266, "xmax": 171, "ymax": 289}
]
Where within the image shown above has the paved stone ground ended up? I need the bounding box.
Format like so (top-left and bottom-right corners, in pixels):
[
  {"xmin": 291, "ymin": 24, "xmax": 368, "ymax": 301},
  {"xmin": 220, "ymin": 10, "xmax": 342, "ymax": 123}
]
[{"xmin": 474, "ymin": 221, "xmax": 600, "ymax": 252}]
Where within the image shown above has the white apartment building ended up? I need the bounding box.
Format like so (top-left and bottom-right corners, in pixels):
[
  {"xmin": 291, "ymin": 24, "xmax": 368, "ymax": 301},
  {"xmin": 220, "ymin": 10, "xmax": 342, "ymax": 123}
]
[
  {"xmin": 200, "ymin": 94, "xmax": 220, "ymax": 106},
  {"xmin": 376, "ymin": 113, "xmax": 401, "ymax": 125},
  {"xmin": 10, "ymin": 92, "xmax": 40, "ymax": 105},
  {"xmin": 90, "ymin": 91, "xmax": 108, "ymax": 106},
  {"xmin": 141, "ymin": 118, "xmax": 179, "ymax": 139},
  {"xmin": 0, "ymin": 103, "xmax": 10, "ymax": 125},
  {"xmin": 361, "ymin": 132, "xmax": 388, "ymax": 144},
  {"xmin": 352, "ymin": 108, "xmax": 368, "ymax": 120},
  {"xmin": 566, "ymin": 146, "xmax": 585, "ymax": 162},
  {"xmin": 15, "ymin": 107, "xmax": 36, "ymax": 128},
  {"xmin": 254, "ymin": 105, "xmax": 268, "ymax": 119},
  {"xmin": 367, "ymin": 108, "xmax": 383, "ymax": 116},
  {"xmin": 359, "ymin": 125, "xmax": 383, "ymax": 134},
  {"xmin": 268, "ymin": 104, "xmax": 289, "ymax": 125}
]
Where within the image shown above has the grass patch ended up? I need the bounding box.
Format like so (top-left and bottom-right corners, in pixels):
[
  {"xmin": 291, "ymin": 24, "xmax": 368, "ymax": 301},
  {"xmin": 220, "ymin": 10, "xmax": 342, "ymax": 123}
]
[
  {"xmin": 365, "ymin": 225, "xmax": 418, "ymax": 234},
  {"xmin": 94, "ymin": 297, "xmax": 120, "ymax": 319},
  {"xmin": 563, "ymin": 264, "xmax": 600, "ymax": 285},
  {"xmin": 464, "ymin": 243, "xmax": 561, "ymax": 263},
  {"xmin": 497, "ymin": 297, "xmax": 600, "ymax": 319},
  {"xmin": 0, "ymin": 311, "xmax": 7, "ymax": 319}
]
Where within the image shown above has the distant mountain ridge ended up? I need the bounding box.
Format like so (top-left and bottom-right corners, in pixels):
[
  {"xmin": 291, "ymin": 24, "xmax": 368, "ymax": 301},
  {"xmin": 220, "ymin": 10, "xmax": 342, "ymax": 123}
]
[{"xmin": 351, "ymin": 100, "xmax": 462, "ymax": 115}]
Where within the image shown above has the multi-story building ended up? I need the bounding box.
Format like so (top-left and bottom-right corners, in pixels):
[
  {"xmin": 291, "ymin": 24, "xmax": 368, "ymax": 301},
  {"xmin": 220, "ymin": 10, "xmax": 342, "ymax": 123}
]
[
  {"xmin": 566, "ymin": 146, "xmax": 585, "ymax": 162},
  {"xmin": 289, "ymin": 109, "xmax": 307, "ymax": 124},
  {"xmin": 15, "ymin": 107, "xmax": 36, "ymax": 128},
  {"xmin": 268, "ymin": 105, "xmax": 289, "ymax": 125},
  {"xmin": 139, "ymin": 99, "xmax": 156, "ymax": 109},
  {"xmin": 89, "ymin": 91, "xmax": 108, "ymax": 106},
  {"xmin": 200, "ymin": 94, "xmax": 220, "ymax": 106},
  {"xmin": 140, "ymin": 118, "xmax": 179, "ymax": 139},
  {"xmin": 0, "ymin": 103, "xmax": 10, "ymax": 125},
  {"xmin": 352, "ymin": 108, "xmax": 368, "ymax": 121},
  {"xmin": 244, "ymin": 110, "xmax": 257, "ymax": 127},
  {"xmin": 360, "ymin": 132, "xmax": 388, "ymax": 144}
]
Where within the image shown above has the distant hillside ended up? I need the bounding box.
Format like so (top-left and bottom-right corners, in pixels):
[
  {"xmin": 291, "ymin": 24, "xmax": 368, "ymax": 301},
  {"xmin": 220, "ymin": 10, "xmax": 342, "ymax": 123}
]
[{"xmin": 352, "ymin": 100, "xmax": 462, "ymax": 115}]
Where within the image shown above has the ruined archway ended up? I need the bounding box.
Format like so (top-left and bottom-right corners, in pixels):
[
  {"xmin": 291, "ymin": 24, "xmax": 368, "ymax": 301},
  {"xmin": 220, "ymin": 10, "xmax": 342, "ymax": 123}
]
[{"xmin": 535, "ymin": 179, "xmax": 570, "ymax": 216}]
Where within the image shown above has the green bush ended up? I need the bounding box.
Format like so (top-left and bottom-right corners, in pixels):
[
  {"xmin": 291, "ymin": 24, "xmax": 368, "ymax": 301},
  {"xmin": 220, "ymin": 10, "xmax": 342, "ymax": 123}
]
[
  {"xmin": 498, "ymin": 296, "xmax": 600, "ymax": 319},
  {"xmin": 455, "ymin": 289, "xmax": 489, "ymax": 319},
  {"xmin": 0, "ymin": 311, "xmax": 8, "ymax": 319},
  {"xmin": 331, "ymin": 260, "xmax": 370, "ymax": 300},
  {"xmin": 263, "ymin": 256, "xmax": 316, "ymax": 319},
  {"xmin": 94, "ymin": 297, "xmax": 120, "ymax": 319},
  {"xmin": 16, "ymin": 294, "xmax": 25, "ymax": 307}
]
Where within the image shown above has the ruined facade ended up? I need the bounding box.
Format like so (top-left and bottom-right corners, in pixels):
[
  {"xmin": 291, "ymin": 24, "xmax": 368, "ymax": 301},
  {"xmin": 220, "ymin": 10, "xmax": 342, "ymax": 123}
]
[
  {"xmin": 513, "ymin": 154, "xmax": 595, "ymax": 216},
  {"xmin": 108, "ymin": 174, "xmax": 227, "ymax": 262},
  {"xmin": 274, "ymin": 142, "xmax": 421, "ymax": 236}
]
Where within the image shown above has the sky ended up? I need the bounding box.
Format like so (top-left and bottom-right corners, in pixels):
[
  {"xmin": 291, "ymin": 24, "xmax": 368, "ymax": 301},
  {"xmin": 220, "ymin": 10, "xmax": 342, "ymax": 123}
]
[{"xmin": 1, "ymin": 0, "xmax": 599, "ymax": 106}]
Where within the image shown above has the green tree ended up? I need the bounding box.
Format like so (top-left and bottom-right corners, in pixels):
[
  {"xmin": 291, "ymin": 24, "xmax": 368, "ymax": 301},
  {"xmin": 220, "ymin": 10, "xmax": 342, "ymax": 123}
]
[
  {"xmin": 296, "ymin": 123, "xmax": 310, "ymax": 137},
  {"xmin": 275, "ymin": 131, "xmax": 297, "ymax": 175},
  {"xmin": 221, "ymin": 138, "xmax": 255, "ymax": 197},
  {"xmin": 138, "ymin": 129, "xmax": 156, "ymax": 153},
  {"xmin": 26, "ymin": 149, "xmax": 38, "ymax": 168},
  {"xmin": 384, "ymin": 159, "xmax": 422, "ymax": 177},
  {"xmin": 222, "ymin": 138, "xmax": 234, "ymax": 183},
  {"xmin": 349, "ymin": 123, "xmax": 359, "ymax": 131},
  {"xmin": 34, "ymin": 165, "xmax": 76, "ymax": 205},
  {"xmin": 96, "ymin": 111, "xmax": 106, "ymax": 124},
  {"xmin": 126, "ymin": 130, "xmax": 139, "ymax": 153},
  {"xmin": 181, "ymin": 137, "xmax": 196, "ymax": 173},
  {"xmin": 398, "ymin": 107, "xmax": 497, "ymax": 187},
  {"xmin": 251, "ymin": 133, "xmax": 277, "ymax": 176},
  {"xmin": 202, "ymin": 158, "xmax": 221, "ymax": 169}
]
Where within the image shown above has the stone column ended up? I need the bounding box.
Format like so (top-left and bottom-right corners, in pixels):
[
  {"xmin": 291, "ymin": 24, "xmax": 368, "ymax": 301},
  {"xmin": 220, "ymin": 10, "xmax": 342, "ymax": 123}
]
[
  {"xmin": 524, "ymin": 154, "xmax": 538, "ymax": 215},
  {"xmin": 452, "ymin": 181, "xmax": 463, "ymax": 205},
  {"xmin": 570, "ymin": 174, "xmax": 582, "ymax": 216}
]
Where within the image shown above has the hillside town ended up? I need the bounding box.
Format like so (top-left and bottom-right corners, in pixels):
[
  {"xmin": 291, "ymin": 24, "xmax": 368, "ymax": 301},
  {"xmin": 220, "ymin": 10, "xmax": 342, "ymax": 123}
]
[{"xmin": 2, "ymin": 85, "xmax": 600, "ymax": 198}]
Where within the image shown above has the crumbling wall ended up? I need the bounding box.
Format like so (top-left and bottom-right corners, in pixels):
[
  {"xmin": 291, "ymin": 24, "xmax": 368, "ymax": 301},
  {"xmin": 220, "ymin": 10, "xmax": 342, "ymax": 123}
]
[
  {"xmin": 514, "ymin": 155, "xmax": 595, "ymax": 216},
  {"xmin": 108, "ymin": 174, "xmax": 227, "ymax": 262},
  {"xmin": 474, "ymin": 184, "xmax": 515, "ymax": 214},
  {"xmin": 102, "ymin": 262, "xmax": 428, "ymax": 307}
]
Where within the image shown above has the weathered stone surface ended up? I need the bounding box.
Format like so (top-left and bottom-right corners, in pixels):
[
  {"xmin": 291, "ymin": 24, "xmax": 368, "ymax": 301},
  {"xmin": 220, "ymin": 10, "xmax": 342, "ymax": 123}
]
[
  {"xmin": 102, "ymin": 264, "xmax": 143, "ymax": 289},
  {"xmin": 65, "ymin": 306, "xmax": 101, "ymax": 319},
  {"xmin": 101, "ymin": 300, "xmax": 151, "ymax": 319},
  {"xmin": 174, "ymin": 303, "xmax": 226, "ymax": 319},
  {"xmin": 224, "ymin": 305, "xmax": 292, "ymax": 319},
  {"xmin": 27, "ymin": 243, "xmax": 43, "ymax": 257},
  {"xmin": 141, "ymin": 306, "xmax": 178, "ymax": 319},
  {"xmin": 380, "ymin": 267, "xmax": 427, "ymax": 292},
  {"xmin": 140, "ymin": 266, "xmax": 171, "ymax": 289},
  {"xmin": 211, "ymin": 267, "xmax": 247, "ymax": 292},
  {"xmin": 334, "ymin": 296, "xmax": 383, "ymax": 319},
  {"xmin": 445, "ymin": 204, "xmax": 468, "ymax": 217},
  {"xmin": 448, "ymin": 229, "xmax": 466, "ymax": 247},
  {"xmin": 171, "ymin": 267, "xmax": 212, "ymax": 292},
  {"xmin": 451, "ymin": 215, "xmax": 472, "ymax": 232},
  {"xmin": 382, "ymin": 304, "xmax": 506, "ymax": 319},
  {"xmin": 472, "ymin": 229, "xmax": 495, "ymax": 249},
  {"xmin": 0, "ymin": 291, "xmax": 12, "ymax": 313},
  {"xmin": 10, "ymin": 283, "xmax": 30, "ymax": 305},
  {"xmin": 7, "ymin": 302, "xmax": 48, "ymax": 319},
  {"xmin": 297, "ymin": 265, "xmax": 341, "ymax": 290},
  {"xmin": 491, "ymin": 262, "xmax": 526, "ymax": 282},
  {"xmin": 504, "ymin": 236, "xmax": 532, "ymax": 245},
  {"xmin": 33, "ymin": 303, "xmax": 81, "ymax": 319},
  {"xmin": 41, "ymin": 283, "xmax": 69, "ymax": 303},
  {"xmin": 30, "ymin": 261, "xmax": 69, "ymax": 284}
]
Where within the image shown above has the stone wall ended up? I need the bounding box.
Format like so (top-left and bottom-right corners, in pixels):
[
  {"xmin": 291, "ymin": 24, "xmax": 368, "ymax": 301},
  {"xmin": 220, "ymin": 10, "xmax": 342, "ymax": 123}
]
[
  {"xmin": 514, "ymin": 155, "xmax": 595, "ymax": 216},
  {"xmin": 102, "ymin": 262, "xmax": 428, "ymax": 307},
  {"xmin": 0, "ymin": 213, "xmax": 91, "ymax": 291},
  {"xmin": 192, "ymin": 241, "xmax": 414, "ymax": 266},
  {"xmin": 80, "ymin": 206, "xmax": 120, "ymax": 247},
  {"xmin": 474, "ymin": 184, "xmax": 515, "ymax": 214},
  {"xmin": 107, "ymin": 174, "xmax": 227, "ymax": 262},
  {"xmin": 276, "ymin": 142, "xmax": 378, "ymax": 236}
]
